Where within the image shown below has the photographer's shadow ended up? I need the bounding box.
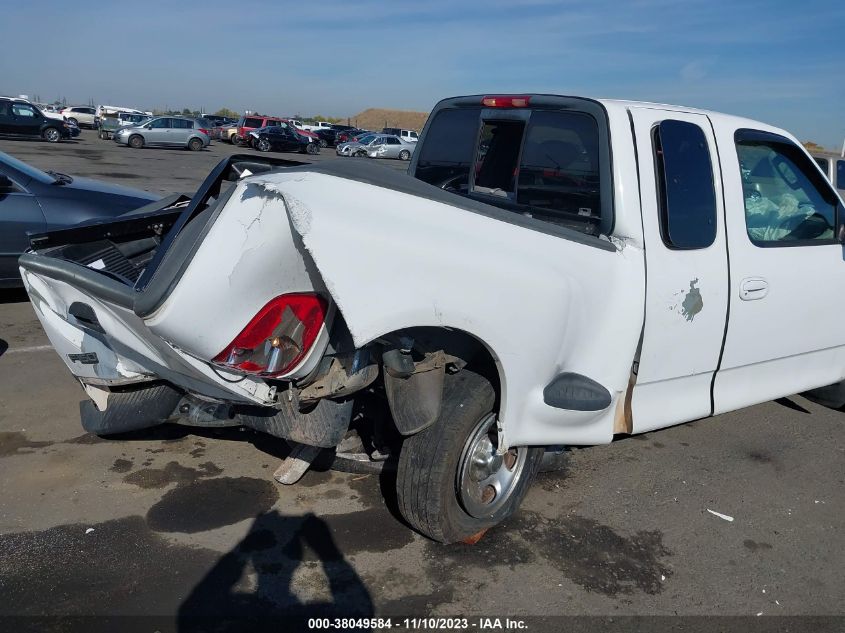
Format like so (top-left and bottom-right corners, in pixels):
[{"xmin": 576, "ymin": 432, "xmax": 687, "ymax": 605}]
[{"xmin": 178, "ymin": 510, "xmax": 374, "ymax": 631}]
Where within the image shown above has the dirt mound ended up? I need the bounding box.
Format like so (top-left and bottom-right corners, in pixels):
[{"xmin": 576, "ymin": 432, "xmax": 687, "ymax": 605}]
[{"xmin": 348, "ymin": 108, "xmax": 428, "ymax": 132}]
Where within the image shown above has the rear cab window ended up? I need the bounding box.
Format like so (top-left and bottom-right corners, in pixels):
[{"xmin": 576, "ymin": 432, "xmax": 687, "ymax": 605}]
[{"xmin": 413, "ymin": 97, "xmax": 612, "ymax": 237}]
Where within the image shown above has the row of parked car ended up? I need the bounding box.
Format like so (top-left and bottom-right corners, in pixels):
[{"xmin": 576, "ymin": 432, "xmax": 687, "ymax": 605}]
[
  {"xmin": 207, "ymin": 115, "xmax": 419, "ymax": 160},
  {"xmin": 0, "ymin": 97, "xmax": 420, "ymax": 161}
]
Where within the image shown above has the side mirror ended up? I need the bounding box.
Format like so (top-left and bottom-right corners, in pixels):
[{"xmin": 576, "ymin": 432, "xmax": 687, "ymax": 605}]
[{"xmin": 838, "ymin": 223, "xmax": 845, "ymax": 243}]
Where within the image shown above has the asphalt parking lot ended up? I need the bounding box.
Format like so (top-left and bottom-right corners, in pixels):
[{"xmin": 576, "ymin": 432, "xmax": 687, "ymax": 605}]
[{"xmin": 0, "ymin": 132, "xmax": 843, "ymax": 630}]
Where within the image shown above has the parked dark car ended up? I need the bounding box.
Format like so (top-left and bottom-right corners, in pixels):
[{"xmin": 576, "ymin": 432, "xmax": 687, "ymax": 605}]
[
  {"xmin": 252, "ymin": 125, "xmax": 319, "ymax": 155},
  {"xmin": 202, "ymin": 115, "xmax": 237, "ymax": 127},
  {"xmin": 0, "ymin": 151, "xmax": 159, "ymax": 287},
  {"xmin": 0, "ymin": 98, "xmax": 71, "ymax": 143},
  {"xmin": 313, "ymin": 127, "xmax": 339, "ymax": 148}
]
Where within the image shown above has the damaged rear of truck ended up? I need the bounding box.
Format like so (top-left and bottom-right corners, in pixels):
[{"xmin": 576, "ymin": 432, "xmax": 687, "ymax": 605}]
[{"xmin": 19, "ymin": 96, "xmax": 646, "ymax": 543}]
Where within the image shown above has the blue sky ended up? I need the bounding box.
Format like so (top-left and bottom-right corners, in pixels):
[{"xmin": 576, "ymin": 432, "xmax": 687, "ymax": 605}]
[{"xmin": 1, "ymin": 0, "xmax": 843, "ymax": 147}]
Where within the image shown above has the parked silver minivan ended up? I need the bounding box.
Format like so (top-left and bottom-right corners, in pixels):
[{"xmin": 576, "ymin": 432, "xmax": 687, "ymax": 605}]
[{"xmin": 114, "ymin": 116, "xmax": 211, "ymax": 151}]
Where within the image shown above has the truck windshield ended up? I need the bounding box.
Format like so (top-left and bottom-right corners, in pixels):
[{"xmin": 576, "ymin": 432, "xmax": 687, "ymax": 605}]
[{"xmin": 415, "ymin": 106, "xmax": 604, "ymax": 235}]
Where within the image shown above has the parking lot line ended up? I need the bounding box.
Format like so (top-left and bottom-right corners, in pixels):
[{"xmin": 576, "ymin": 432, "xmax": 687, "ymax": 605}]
[{"xmin": 5, "ymin": 344, "xmax": 54, "ymax": 354}]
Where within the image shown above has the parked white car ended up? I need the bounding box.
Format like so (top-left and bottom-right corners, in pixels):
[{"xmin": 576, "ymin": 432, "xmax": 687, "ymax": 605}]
[
  {"xmin": 383, "ymin": 127, "xmax": 419, "ymax": 143},
  {"xmin": 301, "ymin": 121, "xmax": 332, "ymax": 131},
  {"xmin": 60, "ymin": 106, "xmax": 96, "ymax": 128},
  {"xmin": 18, "ymin": 93, "xmax": 845, "ymax": 544}
]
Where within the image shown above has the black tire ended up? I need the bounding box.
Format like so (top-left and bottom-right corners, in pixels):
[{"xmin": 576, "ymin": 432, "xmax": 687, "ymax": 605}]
[
  {"xmin": 399, "ymin": 150, "xmax": 411, "ymax": 161},
  {"xmin": 42, "ymin": 127, "xmax": 62, "ymax": 143},
  {"xmin": 396, "ymin": 370, "xmax": 542, "ymax": 543},
  {"xmin": 67, "ymin": 117, "xmax": 78, "ymax": 127},
  {"xmin": 257, "ymin": 138, "xmax": 271, "ymax": 153},
  {"xmin": 128, "ymin": 134, "xmax": 144, "ymax": 149},
  {"xmin": 319, "ymin": 138, "xmax": 328, "ymax": 148},
  {"xmin": 306, "ymin": 143, "xmax": 319, "ymax": 155},
  {"xmin": 188, "ymin": 137, "xmax": 203, "ymax": 151},
  {"xmin": 231, "ymin": 134, "xmax": 241, "ymax": 146}
]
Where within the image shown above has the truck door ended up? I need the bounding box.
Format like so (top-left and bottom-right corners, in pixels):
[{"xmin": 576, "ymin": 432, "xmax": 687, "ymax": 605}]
[
  {"xmin": 711, "ymin": 127, "xmax": 845, "ymax": 412},
  {"xmin": 628, "ymin": 108, "xmax": 730, "ymax": 432}
]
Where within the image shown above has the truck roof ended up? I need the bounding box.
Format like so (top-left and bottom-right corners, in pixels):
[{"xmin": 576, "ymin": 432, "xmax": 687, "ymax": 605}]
[
  {"xmin": 597, "ymin": 98, "xmax": 788, "ymax": 139},
  {"xmin": 434, "ymin": 94, "xmax": 791, "ymax": 142}
]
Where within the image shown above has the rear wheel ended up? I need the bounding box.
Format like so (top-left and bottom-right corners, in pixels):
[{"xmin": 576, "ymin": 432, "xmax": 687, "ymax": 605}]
[
  {"xmin": 399, "ymin": 149, "xmax": 411, "ymax": 161},
  {"xmin": 42, "ymin": 127, "xmax": 61, "ymax": 143},
  {"xmin": 231, "ymin": 134, "xmax": 241, "ymax": 146},
  {"xmin": 188, "ymin": 137, "xmax": 203, "ymax": 151},
  {"xmin": 396, "ymin": 370, "xmax": 542, "ymax": 543},
  {"xmin": 128, "ymin": 134, "xmax": 144, "ymax": 149},
  {"xmin": 319, "ymin": 138, "xmax": 328, "ymax": 148}
]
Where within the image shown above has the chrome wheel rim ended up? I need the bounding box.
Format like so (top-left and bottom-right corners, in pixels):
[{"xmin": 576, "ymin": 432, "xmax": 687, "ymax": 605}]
[
  {"xmin": 457, "ymin": 412, "xmax": 527, "ymax": 518},
  {"xmin": 45, "ymin": 129, "xmax": 59, "ymax": 141},
  {"xmin": 258, "ymin": 139, "xmax": 270, "ymax": 152}
]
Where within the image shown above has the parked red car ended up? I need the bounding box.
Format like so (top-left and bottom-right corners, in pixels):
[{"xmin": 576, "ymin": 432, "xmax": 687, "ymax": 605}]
[
  {"xmin": 336, "ymin": 129, "xmax": 369, "ymax": 143},
  {"xmin": 233, "ymin": 115, "xmax": 285, "ymax": 146}
]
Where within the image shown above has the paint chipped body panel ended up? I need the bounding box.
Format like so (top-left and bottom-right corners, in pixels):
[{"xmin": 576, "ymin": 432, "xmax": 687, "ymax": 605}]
[{"xmin": 16, "ymin": 96, "xmax": 845, "ymax": 453}]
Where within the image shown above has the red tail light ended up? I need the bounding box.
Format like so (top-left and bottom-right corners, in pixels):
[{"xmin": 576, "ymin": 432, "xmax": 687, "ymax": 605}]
[
  {"xmin": 199, "ymin": 128, "xmax": 210, "ymax": 135},
  {"xmin": 481, "ymin": 95, "xmax": 531, "ymax": 108},
  {"xmin": 212, "ymin": 294, "xmax": 328, "ymax": 376}
]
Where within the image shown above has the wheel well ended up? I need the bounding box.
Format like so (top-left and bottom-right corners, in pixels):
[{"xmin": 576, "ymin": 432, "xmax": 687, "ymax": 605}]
[{"xmin": 375, "ymin": 326, "xmax": 503, "ymax": 419}]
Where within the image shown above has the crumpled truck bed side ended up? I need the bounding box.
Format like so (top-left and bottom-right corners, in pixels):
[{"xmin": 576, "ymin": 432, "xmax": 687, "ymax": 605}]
[{"xmin": 243, "ymin": 167, "xmax": 645, "ymax": 447}]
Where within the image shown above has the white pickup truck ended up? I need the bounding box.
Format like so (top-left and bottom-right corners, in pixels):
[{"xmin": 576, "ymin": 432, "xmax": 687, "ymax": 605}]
[
  {"xmin": 300, "ymin": 121, "xmax": 333, "ymax": 132},
  {"xmin": 17, "ymin": 94, "xmax": 845, "ymax": 543}
]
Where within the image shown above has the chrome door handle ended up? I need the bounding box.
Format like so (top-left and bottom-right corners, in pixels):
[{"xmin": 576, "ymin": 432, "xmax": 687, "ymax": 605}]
[{"xmin": 740, "ymin": 277, "xmax": 769, "ymax": 301}]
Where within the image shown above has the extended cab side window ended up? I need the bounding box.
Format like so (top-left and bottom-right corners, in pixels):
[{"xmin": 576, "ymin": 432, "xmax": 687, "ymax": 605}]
[
  {"xmin": 652, "ymin": 120, "xmax": 717, "ymax": 249},
  {"xmin": 736, "ymin": 130, "xmax": 840, "ymax": 245}
]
